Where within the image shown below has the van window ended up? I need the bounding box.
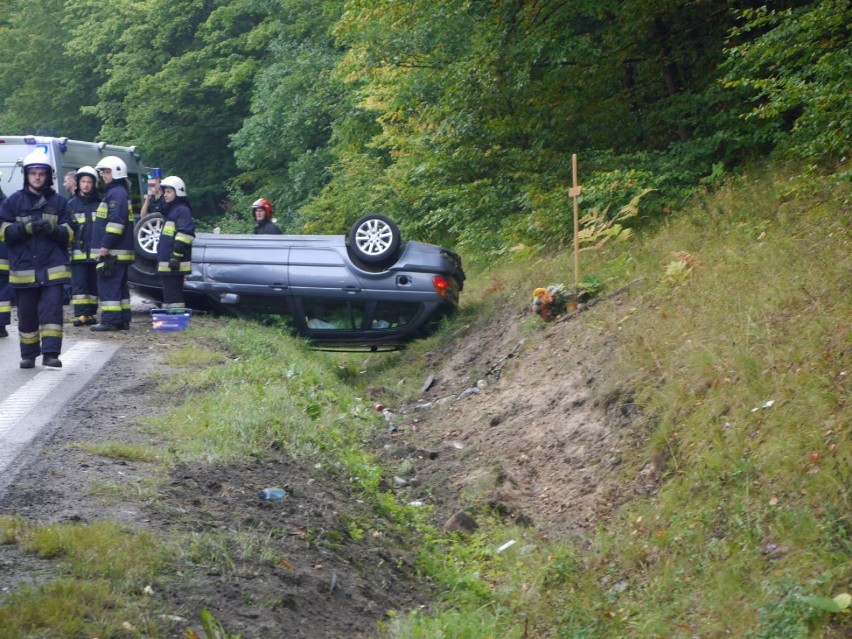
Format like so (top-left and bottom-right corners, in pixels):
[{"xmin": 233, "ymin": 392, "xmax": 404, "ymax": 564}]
[{"xmin": 127, "ymin": 172, "xmax": 144, "ymax": 220}]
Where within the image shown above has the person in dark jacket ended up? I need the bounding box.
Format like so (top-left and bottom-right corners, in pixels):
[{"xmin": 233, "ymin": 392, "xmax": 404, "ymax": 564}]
[
  {"xmin": 138, "ymin": 173, "xmax": 165, "ymax": 221},
  {"xmin": 251, "ymin": 198, "xmax": 282, "ymax": 235},
  {"xmin": 157, "ymin": 176, "xmax": 195, "ymax": 308},
  {"xmin": 0, "ymin": 182, "xmax": 9, "ymax": 338},
  {"xmin": 90, "ymin": 156, "xmax": 135, "ymax": 332},
  {"xmin": 68, "ymin": 166, "xmax": 101, "ymax": 326},
  {"xmin": 0, "ymin": 151, "xmax": 73, "ymax": 368}
]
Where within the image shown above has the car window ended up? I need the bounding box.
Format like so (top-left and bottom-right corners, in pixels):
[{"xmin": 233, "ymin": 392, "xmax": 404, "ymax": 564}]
[
  {"xmin": 304, "ymin": 298, "xmax": 366, "ymax": 330},
  {"xmin": 371, "ymin": 301, "xmax": 420, "ymax": 330}
]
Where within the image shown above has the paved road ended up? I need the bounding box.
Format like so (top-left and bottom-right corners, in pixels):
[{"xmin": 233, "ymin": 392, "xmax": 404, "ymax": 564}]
[{"xmin": 0, "ymin": 322, "xmax": 119, "ymax": 485}]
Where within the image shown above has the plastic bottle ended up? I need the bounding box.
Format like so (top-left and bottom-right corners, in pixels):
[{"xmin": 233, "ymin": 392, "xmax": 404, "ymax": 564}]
[{"xmin": 258, "ymin": 487, "xmax": 287, "ymax": 501}]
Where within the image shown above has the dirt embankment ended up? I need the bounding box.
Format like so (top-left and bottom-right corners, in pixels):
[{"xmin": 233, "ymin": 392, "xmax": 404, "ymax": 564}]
[
  {"xmin": 381, "ymin": 302, "xmax": 639, "ymax": 542},
  {"xmin": 0, "ymin": 296, "xmax": 639, "ymax": 637}
]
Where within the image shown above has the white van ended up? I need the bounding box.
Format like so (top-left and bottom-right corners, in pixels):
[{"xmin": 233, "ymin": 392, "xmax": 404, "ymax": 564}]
[{"xmin": 0, "ymin": 135, "xmax": 147, "ymax": 209}]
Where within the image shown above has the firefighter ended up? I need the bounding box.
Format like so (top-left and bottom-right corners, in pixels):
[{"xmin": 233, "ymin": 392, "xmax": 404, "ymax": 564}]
[
  {"xmin": 90, "ymin": 156, "xmax": 134, "ymax": 331},
  {"xmin": 251, "ymin": 198, "xmax": 282, "ymax": 235},
  {"xmin": 68, "ymin": 166, "xmax": 101, "ymax": 326},
  {"xmin": 0, "ymin": 151, "xmax": 73, "ymax": 368},
  {"xmin": 157, "ymin": 176, "xmax": 195, "ymax": 308},
  {"xmin": 0, "ymin": 182, "xmax": 9, "ymax": 338}
]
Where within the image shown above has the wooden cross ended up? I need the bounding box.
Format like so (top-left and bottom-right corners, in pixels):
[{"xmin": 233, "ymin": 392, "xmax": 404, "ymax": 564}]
[{"xmin": 569, "ymin": 154, "xmax": 583, "ymax": 294}]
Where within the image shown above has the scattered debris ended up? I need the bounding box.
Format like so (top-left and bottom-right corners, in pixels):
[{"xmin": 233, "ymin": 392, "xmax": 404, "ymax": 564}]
[
  {"xmin": 421, "ymin": 374, "xmax": 436, "ymax": 392},
  {"xmin": 444, "ymin": 511, "xmax": 478, "ymax": 534},
  {"xmin": 496, "ymin": 539, "xmax": 516, "ymax": 554},
  {"xmin": 258, "ymin": 487, "xmax": 287, "ymax": 501},
  {"xmin": 457, "ymin": 387, "xmax": 480, "ymax": 400},
  {"xmin": 751, "ymin": 400, "xmax": 775, "ymax": 412}
]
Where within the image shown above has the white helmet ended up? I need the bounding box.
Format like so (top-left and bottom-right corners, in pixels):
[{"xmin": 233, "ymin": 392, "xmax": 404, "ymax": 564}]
[
  {"xmin": 160, "ymin": 175, "xmax": 187, "ymax": 197},
  {"xmin": 76, "ymin": 165, "xmax": 98, "ymax": 181},
  {"xmin": 23, "ymin": 151, "xmax": 54, "ymax": 187},
  {"xmin": 95, "ymin": 156, "xmax": 128, "ymax": 180}
]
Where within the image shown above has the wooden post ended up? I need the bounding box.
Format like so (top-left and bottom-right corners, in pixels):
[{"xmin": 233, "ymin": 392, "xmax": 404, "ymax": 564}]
[{"xmin": 568, "ymin": 154, "xmax": 583, "ymax": 296}]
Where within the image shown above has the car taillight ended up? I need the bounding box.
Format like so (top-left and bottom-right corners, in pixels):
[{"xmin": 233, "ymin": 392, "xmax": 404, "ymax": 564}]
[{"xmin": 432, "ymin": 275, "xmax": 450, "ymax": 298}]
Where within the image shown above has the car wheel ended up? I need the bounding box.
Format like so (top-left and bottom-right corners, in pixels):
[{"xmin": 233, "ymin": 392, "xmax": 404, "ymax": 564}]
[
  {"xmin": 133, "ymin": 253, "xmax": 158, "ymax": 275},
  {"xmin": 134, "ymin": 213, "xmax": 164, "ymax": 261},
  {"xmin": 348, "ymin": 214, "xmax": 401, "ymax": 265}
]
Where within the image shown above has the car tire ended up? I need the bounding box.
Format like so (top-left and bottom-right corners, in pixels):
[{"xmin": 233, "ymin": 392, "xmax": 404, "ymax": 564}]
[
  {"xmin": 133, "ymin": 253, "xmax": 158, "ymax": 275},
  {"xmin": 134, "ymin": 213, "xmax": 164, "ymax": 261},
  {"xmin": 348, "ymin": 214, "xmax": 401, "ymax": 266}
]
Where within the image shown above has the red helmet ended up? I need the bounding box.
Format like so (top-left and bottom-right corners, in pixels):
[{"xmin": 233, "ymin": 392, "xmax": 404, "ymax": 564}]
[{"xmin": 251, "ymin": 198, "xmax": 273, "ymax": 220}]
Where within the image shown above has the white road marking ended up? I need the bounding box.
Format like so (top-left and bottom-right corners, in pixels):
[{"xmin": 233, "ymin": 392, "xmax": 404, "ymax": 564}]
[{"xmin": 0, "ymin": 340, "xmax": 104, "ymax": 436}]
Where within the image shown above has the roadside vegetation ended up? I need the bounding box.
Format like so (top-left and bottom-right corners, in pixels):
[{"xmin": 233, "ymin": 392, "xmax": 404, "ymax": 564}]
[{"xmin": 1, "ymin": 165, "xmax": 848, "ymax": 637}]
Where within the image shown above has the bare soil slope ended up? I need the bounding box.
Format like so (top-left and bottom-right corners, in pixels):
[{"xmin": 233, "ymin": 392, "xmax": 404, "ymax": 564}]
[
  {"xmin": 381, "ymin": 300, "xmax": 639, "ymax": 542},
  {"xmin": 0, "ymin": 292, "xmax": 640, "ymax": 637}
]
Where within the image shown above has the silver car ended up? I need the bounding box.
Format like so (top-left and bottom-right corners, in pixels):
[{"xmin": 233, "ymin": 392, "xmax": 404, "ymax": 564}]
[{"xmin": 129, "ymin": 214, "xmax": 465, "ymax": 347}]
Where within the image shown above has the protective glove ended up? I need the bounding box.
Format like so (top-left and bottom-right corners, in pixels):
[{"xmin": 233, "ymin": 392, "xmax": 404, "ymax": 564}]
[
  {"xmin": 32, "ymin": 220, "xmax": 54, "ymax": 236},
  {"xmin": 96, "ymin": 254, "xmax": 116, "ymax": 278},
  {"xmin": 168, "ymin": 258, "xmax": 181, "ymax": 272},
  {"xmin": 20, "ymin": 221, "xmax": 34, "ymax": 235},
  {"xmin": 50, "ymin": 225, "xmax": 68, "ymax": 244}
]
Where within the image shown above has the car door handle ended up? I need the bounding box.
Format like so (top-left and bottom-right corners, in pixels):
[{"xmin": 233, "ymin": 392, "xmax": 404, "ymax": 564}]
[
  {"xmin": 342, "ymin": 286, "xmax": 361, "ymax": 293},
  {"xmin": 268, "ymin": 283, "xmax": 287, "ymax": 290}
]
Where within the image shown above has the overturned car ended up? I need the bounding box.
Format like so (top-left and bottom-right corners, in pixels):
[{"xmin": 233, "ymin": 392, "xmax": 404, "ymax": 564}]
[{"xmin": 128, "ymin": 214, "xmax": 465, "ymax": 346}]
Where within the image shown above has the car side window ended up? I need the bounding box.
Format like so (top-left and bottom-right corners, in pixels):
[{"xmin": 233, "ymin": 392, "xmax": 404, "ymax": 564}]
[
  {"xmin": 304, "ymin": 298, "xmax": 365, "ymax": 330},
  {"xmin": 371, "ymin": 301, "xmax": 420, "ymax": 330}
]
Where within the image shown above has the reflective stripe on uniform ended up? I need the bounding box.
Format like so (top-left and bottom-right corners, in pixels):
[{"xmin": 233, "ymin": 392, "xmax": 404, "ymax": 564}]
[
  {"xmin": 106, "ymin": 222, "xmax": 125, "ymax": 235},
  {"xmin": 47, "ymin": 265, "xmax": 71, "ymax": 281},
  {"xmin": 40, "ymin": 323, "xmax": 63, "ymax": 338},
  {"xmin": 100, "ymin": 300, "xmax": 123, "ymax": 312},
  {"xmin": 10, "ymin": 270, "xmax": 36, "ymax": 284},
  {"xmin": 175, "ymin": 232, "xmax": 194, "ymax": 244},
  {"xmin": 19, "ymin": 330, "xmax": 39, "ymax": 345}
]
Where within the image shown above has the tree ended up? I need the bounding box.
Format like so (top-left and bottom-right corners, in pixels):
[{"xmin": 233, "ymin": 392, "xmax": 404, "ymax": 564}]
[
  {"xmin": 230, "ymin": 0, "xmax": 348, "ymax": 231},
  {"xmin": 723, "ymin": 0, "xmax": 852, "ymax": 167},
  {"xmin": 0, "ymin": 0, "xmax": 101, "ymax": 138}
]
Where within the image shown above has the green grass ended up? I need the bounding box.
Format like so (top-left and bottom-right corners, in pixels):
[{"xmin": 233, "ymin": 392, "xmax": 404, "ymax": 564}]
[
  {"xmin": 0, "ymin": 520, "xmax": 168, "ymax": 639},
  {"xmin": 0, "ymin": 164, "xmax": 847, "ymax": 637},
  {"xmin": 374, "ymin": 167, "xmax": 851, "ymax": 638}
]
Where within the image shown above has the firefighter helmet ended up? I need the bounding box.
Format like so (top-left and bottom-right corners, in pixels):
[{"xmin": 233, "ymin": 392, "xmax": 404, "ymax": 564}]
[
  {"xmin": 22, "ymin": 151, "xmax": 54, "ymax": 188},
  {"xmin": 161, "ymin": 175, "xmax": 187, "ymax": 197},
  {"xmin": 95, "ymin": 156, "xmax": 128, "ymax": 180}
]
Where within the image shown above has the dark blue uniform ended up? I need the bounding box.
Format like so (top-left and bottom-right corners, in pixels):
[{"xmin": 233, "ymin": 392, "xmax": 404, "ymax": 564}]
[
  {"xmin": 68, "ymin": 191, "xmax": 101, "ymax": 321},
  {"xmin": 0, "ymin": 188, "xmax": 72, "ymax": 360},
  {"xmin": 156, "ymin": 199, "xmax": 195, "ymax": 307},
  {"xmin": 92, "ymin": 181, "xmax": 134, "ymax": 327},
  {"xmin": 0, "ymin": 189, "xmax": 10, "ymax": 334}
]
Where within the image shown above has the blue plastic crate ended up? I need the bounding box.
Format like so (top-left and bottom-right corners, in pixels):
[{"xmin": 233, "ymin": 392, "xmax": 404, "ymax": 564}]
[{"xmin": 150, "ymin": 308, "xmax": 192, "ymax": 331}]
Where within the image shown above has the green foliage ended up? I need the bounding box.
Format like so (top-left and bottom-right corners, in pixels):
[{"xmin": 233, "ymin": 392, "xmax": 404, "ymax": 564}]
[
  {"xmin": 230, "ymin": 0, "xmax": 347, "ymax": 231},
  {"xmin": 0, "ymin": 0, "xmax": 101, "ymax": 138},
  {"xmin": 1, "ymin": 0, "xmax": 846, "ymax": 247},
  {"xmin": 723, "ymin": 0, "xmax": 852, "ymax": 167}
]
